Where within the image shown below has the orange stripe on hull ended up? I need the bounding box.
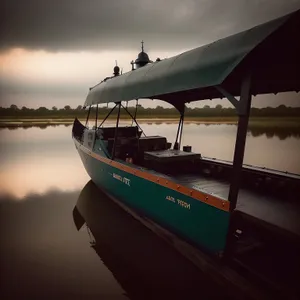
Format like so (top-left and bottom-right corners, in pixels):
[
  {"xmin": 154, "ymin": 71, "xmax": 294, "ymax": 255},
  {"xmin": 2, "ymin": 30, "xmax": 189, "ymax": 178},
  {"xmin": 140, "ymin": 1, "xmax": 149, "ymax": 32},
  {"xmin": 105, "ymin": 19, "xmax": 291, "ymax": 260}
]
[{"xmin": 75, "ymin": 138, "xmax": 230, "ymax": 212}]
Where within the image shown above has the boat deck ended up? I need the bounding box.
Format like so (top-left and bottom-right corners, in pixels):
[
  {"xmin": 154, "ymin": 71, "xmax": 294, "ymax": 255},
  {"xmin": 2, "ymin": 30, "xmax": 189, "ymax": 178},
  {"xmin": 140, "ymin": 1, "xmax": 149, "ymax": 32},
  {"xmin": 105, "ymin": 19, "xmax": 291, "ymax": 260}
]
[{"xmin": 172, "ymin": 173, "xmax": 300, "ymax": 239}]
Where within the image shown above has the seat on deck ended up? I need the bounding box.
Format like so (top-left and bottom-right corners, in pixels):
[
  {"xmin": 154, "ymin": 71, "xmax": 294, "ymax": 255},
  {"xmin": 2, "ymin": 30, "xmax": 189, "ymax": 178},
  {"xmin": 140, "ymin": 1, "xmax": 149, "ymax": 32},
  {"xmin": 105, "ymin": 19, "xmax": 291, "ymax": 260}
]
[
  {"xmin": 138, "ymin": 136, "xmax": 167, "ymax": 151},
  {"xmin": 144, "ymin": 149, "xmax": 201, "ymax": 163}
]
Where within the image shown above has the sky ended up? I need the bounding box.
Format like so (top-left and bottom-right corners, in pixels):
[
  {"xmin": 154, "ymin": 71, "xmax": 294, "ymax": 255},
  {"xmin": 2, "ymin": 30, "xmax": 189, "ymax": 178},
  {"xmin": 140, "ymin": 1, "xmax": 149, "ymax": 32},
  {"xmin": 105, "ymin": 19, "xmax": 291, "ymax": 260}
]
[{"xmin": 0, "ymin": 0, "xmax": 299, "ymax": 109}]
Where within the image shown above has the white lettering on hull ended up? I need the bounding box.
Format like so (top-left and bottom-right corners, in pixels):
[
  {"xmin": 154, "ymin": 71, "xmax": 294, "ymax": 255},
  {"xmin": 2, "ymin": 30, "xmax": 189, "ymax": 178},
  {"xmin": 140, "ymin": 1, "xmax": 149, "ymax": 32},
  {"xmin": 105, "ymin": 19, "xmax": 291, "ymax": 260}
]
[
  {"xmin": 112, "ymin": 173, "xmax": 131, "ymax": 187},
  {"xmin": 166, "ymin": 196, "xmax": 191, "ymax": 210}
]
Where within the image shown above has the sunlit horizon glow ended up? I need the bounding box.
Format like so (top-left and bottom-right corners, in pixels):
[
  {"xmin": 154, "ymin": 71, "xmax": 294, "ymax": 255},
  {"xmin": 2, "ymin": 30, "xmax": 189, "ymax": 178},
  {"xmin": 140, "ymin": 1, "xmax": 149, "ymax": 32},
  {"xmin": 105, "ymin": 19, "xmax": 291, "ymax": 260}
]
[
  {"xmin": 1, "ymin": 46, "xmax": 299, "ymax": 109},
  {"xmin": 0, "ymin": 47, "xmax": 185, "ymax": 109},
  {"xmin": 1, "ymin": 48, "xmax": 181, "ymax": 84}
]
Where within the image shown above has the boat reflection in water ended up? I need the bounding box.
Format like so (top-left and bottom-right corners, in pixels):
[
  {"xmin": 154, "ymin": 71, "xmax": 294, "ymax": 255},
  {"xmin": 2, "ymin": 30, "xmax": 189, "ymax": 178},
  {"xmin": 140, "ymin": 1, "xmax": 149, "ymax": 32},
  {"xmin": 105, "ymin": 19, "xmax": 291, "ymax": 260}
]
[{"xmin": 73, "ymin": 181, "xmax": 227, "ymax": 300}]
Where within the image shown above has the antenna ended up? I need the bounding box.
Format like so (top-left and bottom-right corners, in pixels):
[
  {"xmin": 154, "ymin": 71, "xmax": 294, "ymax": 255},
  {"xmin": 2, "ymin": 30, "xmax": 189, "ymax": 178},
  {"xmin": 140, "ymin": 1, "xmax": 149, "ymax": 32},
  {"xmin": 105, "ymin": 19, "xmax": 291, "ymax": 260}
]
[
  {"xmin": 115, "ymin": 60, "xmax": 118, "ymax": 66},
  {"xmin": 141, "ymin": 40, "xmax": 144, "ymax": 52}
]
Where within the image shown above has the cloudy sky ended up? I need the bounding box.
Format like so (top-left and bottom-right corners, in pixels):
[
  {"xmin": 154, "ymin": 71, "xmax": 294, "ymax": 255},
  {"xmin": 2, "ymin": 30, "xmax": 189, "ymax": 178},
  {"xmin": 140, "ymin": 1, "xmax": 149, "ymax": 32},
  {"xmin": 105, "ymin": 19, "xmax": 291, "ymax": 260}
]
[{"xmin": 0, "ymin": 0, "xmax": 299, "ymax": 109}]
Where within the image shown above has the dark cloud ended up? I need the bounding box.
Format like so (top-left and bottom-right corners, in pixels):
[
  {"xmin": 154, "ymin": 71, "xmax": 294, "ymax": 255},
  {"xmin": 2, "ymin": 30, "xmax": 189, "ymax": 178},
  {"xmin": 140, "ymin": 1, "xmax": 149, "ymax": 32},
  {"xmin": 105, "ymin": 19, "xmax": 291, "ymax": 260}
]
[{"xmin": 1, "ymin": 0, "xmax": 299, "ymax": 52}]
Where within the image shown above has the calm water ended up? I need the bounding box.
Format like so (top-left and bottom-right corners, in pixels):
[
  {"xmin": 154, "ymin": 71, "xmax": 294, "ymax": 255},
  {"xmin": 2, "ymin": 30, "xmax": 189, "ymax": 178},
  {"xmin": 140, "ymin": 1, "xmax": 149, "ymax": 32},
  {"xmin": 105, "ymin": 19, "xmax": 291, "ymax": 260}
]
[
  {"xmin": 0, "ymin": 123, "xmax": 299, "ymax": 299},
  {"xmin": 0, "ymin": 122, "xmax": 299, "ymax": 198}
]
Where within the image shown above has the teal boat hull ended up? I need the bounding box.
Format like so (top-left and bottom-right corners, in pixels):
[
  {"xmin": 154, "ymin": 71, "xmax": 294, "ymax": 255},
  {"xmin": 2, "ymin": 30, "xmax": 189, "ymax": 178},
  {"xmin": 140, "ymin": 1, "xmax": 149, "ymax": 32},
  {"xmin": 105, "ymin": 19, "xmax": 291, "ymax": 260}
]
[{"xmin": 74, "ymin": 139, "xmax": 230, "ymax": 255}]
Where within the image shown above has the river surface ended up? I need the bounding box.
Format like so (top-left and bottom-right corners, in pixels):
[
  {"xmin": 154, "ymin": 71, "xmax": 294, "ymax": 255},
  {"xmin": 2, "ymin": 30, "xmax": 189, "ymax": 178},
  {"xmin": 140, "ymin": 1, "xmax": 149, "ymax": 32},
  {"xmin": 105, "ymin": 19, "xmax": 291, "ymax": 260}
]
[
  {"xmin": 0, "ymin": 122, "xmax": 299, "ymax": 299},
  {"xmin": 0, "ymin": 122, "xmax": 299, "ymax": 198}
]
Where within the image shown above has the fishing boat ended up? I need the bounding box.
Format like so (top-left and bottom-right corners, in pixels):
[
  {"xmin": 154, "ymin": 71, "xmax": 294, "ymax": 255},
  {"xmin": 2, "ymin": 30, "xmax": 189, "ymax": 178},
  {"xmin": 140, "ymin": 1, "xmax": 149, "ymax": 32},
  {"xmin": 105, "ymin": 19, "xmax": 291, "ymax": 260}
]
[{"xmin": 72, "ymin": 9, "xmax": 300, "ymax": 264}]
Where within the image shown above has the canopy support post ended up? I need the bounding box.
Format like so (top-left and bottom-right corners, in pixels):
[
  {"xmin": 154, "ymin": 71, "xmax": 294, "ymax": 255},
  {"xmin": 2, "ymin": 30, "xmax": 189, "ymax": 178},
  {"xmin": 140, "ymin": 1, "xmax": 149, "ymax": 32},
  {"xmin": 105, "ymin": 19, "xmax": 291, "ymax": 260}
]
[
  {"xmin": 85, "ymin": 106, "xmax": 91, "ymax": 127},
  {"xmin": 228, "ymin": 73, "xmax": 252, "ymax": 210},
  {"xmin": 112, "ymin": 102, "xmax": 121, "ymax": 160},
  {"xmin": 224, "ymin": 73, "xmax": 252, "ymax": 258},
  {"xmin": 178, "ymin": 106, "xmax": 185, "ymax": 149},
  {"xmin": 95, "ymin": 104, "xmax": 98, "ymax": 128},
  {"xmin": 174, "ymin": 109, "xmax": 184, "ymax": 150},
  {"xmin": 174, "ymin": 115, "xmax": 182, "ymax": 150},
  {"xmin": 131, "ymin": 100, "xmax": 139, "ymax": 126},
  {"xmin": 98, "ymin": 104, "xmax": 117, "ymax": 128},
  {"xmin": 121, "ymin": 104, "xmax": 146, "ymax": 137}
]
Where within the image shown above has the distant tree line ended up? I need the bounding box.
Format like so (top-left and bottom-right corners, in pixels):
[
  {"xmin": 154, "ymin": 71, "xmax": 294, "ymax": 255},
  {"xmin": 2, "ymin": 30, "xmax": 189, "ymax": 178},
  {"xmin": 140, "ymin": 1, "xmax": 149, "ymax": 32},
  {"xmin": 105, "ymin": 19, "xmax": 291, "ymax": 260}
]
[{"xmin": 0, "ymin": 104, "xmax": 300, "ymax": 118}]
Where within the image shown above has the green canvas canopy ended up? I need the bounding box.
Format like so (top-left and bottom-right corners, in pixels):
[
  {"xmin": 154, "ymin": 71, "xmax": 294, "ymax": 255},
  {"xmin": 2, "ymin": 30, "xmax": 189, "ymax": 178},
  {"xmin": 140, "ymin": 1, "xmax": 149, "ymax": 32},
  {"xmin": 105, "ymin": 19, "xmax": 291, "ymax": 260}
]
[{"xmin": 84, "ymin": 9, "xmax": 300, "ymax": 110}]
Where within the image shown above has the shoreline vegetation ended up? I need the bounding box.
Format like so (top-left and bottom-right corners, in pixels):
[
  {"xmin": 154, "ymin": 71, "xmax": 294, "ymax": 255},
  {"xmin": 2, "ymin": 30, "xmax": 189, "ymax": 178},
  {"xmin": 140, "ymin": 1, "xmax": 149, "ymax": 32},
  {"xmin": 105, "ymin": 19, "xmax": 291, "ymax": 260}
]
[
  {"xmin": 1, "ymin": 117, "xmax": 299, "ymax": 128},
  {"xmin": 0, "ymin": 104, "xmax": 299, "ymax": 128}
]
